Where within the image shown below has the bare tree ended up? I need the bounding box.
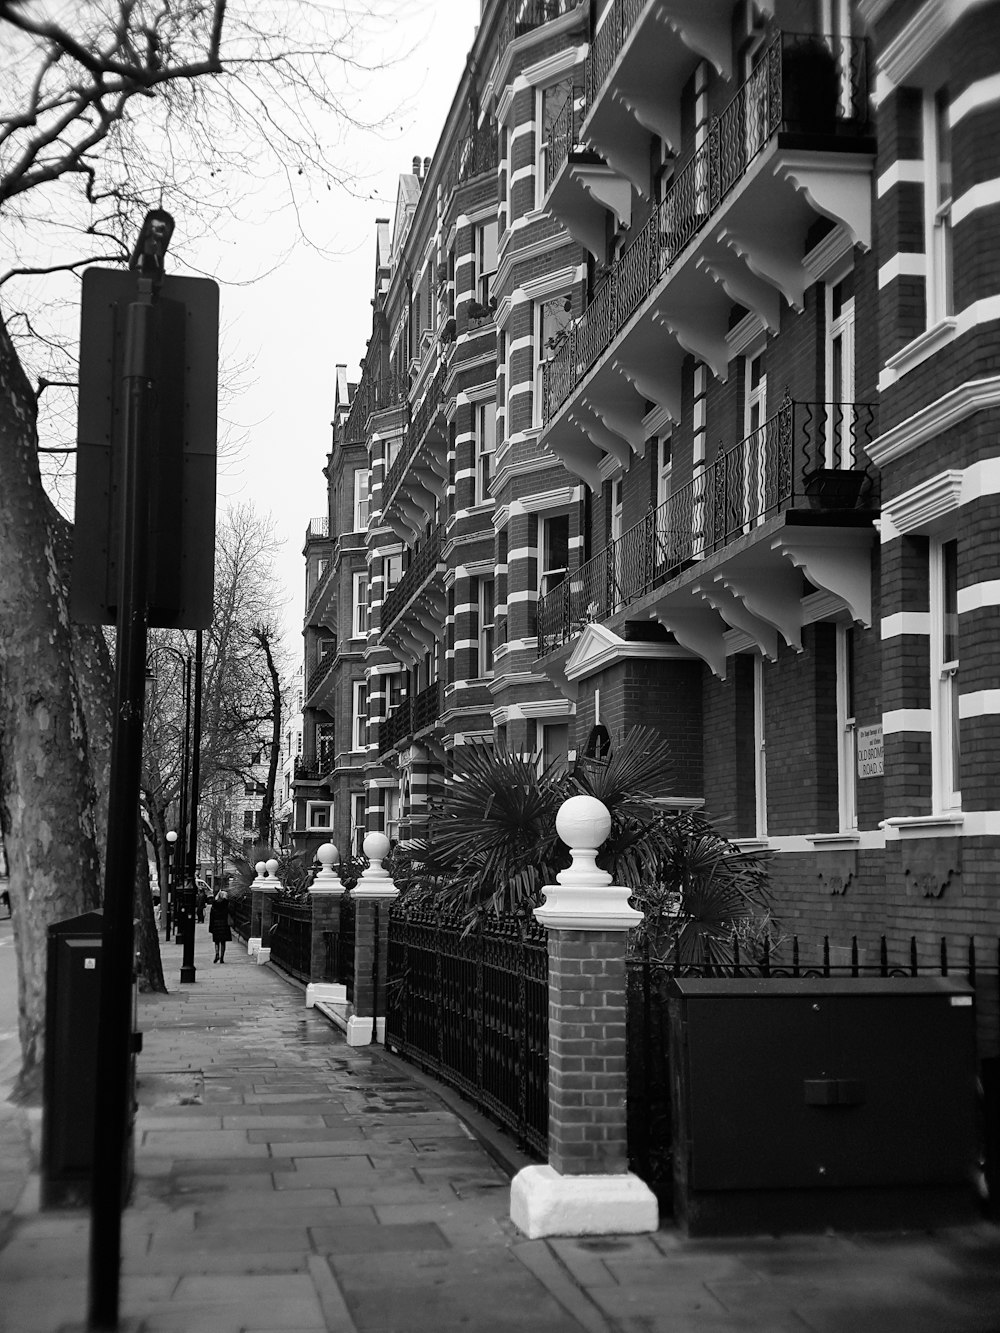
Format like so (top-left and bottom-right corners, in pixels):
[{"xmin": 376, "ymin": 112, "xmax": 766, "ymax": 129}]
[{"xmin": 0, "ymin": 0, "xmax": 404, "ymax": 1097}]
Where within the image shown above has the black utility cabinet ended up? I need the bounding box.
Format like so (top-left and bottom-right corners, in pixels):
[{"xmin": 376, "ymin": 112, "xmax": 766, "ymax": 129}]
[
  {"xmin": 41, "ymin": 911, "xmax": 138, "ymax": 1208},
  {"xmin": 668, "ymin": 976, "xmax": 979, "ymax": 1235}
]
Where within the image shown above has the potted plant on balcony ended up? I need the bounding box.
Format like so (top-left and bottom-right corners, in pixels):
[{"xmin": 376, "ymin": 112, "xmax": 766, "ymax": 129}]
[{"xmin": 802, "ymin": 467, "xmax": 866, "ymax": 511}]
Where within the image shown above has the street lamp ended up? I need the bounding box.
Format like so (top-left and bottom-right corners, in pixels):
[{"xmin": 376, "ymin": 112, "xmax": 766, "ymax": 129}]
[{"xmin": 164, "ymin": 830, "xmax": 178, "ymax": 939}]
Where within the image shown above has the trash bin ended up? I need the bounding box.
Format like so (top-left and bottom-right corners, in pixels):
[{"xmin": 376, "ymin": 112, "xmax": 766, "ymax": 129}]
[
  {"xmin": 668, "ymin": 975, "xmax": 979, "ymax": 1235},
  {"xmin": 41, "ymin": 911, "xmax": 138, "ymax": 1208}
]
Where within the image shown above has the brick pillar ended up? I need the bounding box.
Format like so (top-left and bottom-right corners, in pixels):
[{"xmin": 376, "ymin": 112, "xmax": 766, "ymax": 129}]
[
  {"xmin": 249, "ymin": 859, "xmax": 279, "ymax": 962},
  {"xmin": 510, "ymin": 795, "xmax": 658, "ymax": 1239},
  {"xmin": 346, "ymin": 833, "xmax": 398, "ymax": 1046},
  {"xmin": 305, "ymin": 842, "xmax": 347, "ymax": 1009}
]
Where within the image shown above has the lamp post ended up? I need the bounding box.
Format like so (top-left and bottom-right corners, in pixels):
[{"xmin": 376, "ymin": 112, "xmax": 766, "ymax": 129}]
[
  {"xmin": 179, "ymin": 628, "xmax": 204, "ymax": 985},
  {"xmin": 164, "ymin": 830, "xmax": 178, "ymax": 939}
]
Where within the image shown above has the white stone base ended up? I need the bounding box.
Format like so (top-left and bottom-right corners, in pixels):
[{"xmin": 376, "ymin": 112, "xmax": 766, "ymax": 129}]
[
  {"xmin": 255, "ymin": 947, "xmax": 271, "ymax": 965},
  {"xmin": 247, "ymin": 936, "xmax": 262, "ymax": 957},
  {"xmin": 305, "ymin": 982, "xmax": 348, "ymax": 1008},
  {"xmin": 345, "ymin": 1014, "xmax": 387, "ymax": 1046},
  {"xmin": 510, "ymin": 1165, "xmax": 658, "ymax": 1239}
]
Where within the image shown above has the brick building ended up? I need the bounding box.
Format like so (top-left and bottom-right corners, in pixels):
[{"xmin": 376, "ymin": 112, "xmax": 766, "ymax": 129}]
[{"xmin": 296, "ymin": 0, "xmax": 1000, "ymax": 949}]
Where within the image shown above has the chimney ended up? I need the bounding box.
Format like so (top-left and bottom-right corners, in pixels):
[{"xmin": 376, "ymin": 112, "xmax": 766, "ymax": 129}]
[
  {"xmin": 423, "ymin": 156, "xmax": 431, "ymax": 178},
  {"xmin": 412, "ymin": 155, "xmax": 421, "ymax": 176}
]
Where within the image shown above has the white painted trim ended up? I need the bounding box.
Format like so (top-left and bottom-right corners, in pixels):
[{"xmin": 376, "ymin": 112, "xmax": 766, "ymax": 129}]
[
  {"xmin": 880, "ymin": 813, "xmax": 965, "ymax": 840},
  {"xmin": 868, "ymin": 375, "xmax": 1000, "ymax": 466},
  {"xmin": 949, "ymin": 71, "xmax": 1000, "ymax": 127},
  {"xmin": 959, "ymin": 690, "xmax": 1000, "ymax": 718},
  {"xmin": 876, "ymin": 160, "xmax": 925, "ymax": 197},
  {"xmin": 878, "ymin": 252, "xmax": 925, "ymax": 287},
  {"xmin": 959, "ymin": 579, "xmax": 1000, "ymax": 613},
  {"xmin": 952, "ymin": 178, "xmax": 1000, "ymax": 227},
  {"xmin": 881, "ymin": 469, "xmax": 964, "ymax": 537},
  {"xmin": 802, "ymin": 225, "xmax": 855, "ymax": 284},
  {"xmin": 881, "ymin": 612, "xmax": 931, "ymax": 639},
  {"xmin": 873, "ymin": 0, "xmax": 987, "ymax": 105},
  {"xmin": 880, "ymin": 297, "xmax": 1000, "ymax": 390},
  {"xmin": 882, "ymin": 708, "xmax": 933, "ymax": 733}
]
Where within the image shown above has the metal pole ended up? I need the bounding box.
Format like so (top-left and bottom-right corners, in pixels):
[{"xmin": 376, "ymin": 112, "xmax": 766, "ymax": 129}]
[
  {"xmin": 87, "ymin": 280, "xmax": 156, "ymax": 1332},
  {"xmin": 180, "ymin": 630, "xmax": 203, "ymax": 983},
  {"xmin": 174, "ymin": 657, "xmax": 191, "ymax": 945}
]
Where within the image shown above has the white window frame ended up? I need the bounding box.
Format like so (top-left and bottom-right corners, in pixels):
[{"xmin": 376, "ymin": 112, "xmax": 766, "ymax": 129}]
[
  {"xmin": 352, "ymin": 571, "xmax": 368, "ymax": 640},
  {"xmin": 316, "ymin": 722, "xmax": 335, "ymax": 769},
  {"xmin": 352, "ymin": 679, "xmax": 367, "ymax": 753},
  {"xmin": 836, "ymin": 624, "xmax": 858, "ymax": 832},
  {"xmin": 475, "ymin": 218, "xmax": 498, "ymax": 307},
  {"xmin": 384, "ymin": 551, "xmax": 403, "ymax": 591},
  {"xmin": 305, "ymin": 801, "xmax": 333, "ymax": 832},
  {"xmin": 742, "ymin": 347, "xmax": 767, "ymax": 529},
  {"xmin": 754, "ymin": 654, "xmax": 768, "ymax": 838},
  {"xmin": 474, "ymin": 400, "xmax": 497, "ymax": 506},
  {"xmin": 353, "ymin": 468, "xmax": 369, "ymax": 532},
  {"xmin": 384, "ymin": 435, "xmax": 401, "ymax": 473},
  {"xmin": 533, "ymin": 295, "xmax": 573, "ymax": 428},
  {"xmin": 930, "ymin": 537, "xmax": 961, "ymax": 812},
  {"xmin": 539, "ymin": 512, "xmax": 570, "ymax": 597},
  {"xmin": 351, "ymin": 793, "xmax": 366, "ymax": 855},
  {"xmin": 383, "ymin": 786, "xmax": 400, "ymax": 843},
  {"xmin": 537, "ymin": 720, "xmax": 570, "ymax": 778},
  {"xmin": 656, "ymin": 433, "xmax": 673, "ymax": 511},
  {"xmin": 825, "ymin": 274, "xmax": 856, "ymax": 466},
  {"xmin": 478, "ymin": 577, "xmax": 495, "ymax": 677},
  {"xmin": 924, "ymin": 89, "xmax": 953, "ymax": 328}
]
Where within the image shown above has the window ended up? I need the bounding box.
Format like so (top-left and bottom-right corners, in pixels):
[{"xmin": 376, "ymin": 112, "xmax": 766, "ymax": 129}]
[
  {"xmin": 655, "ymin": 434, "xmax": 673, "ymax": 511},
  {"xmin": 384, "ymin": 787, "xmax": 400, "ymax": 843},
  {"xmin": 316, "ymin": 722, "xmax": 335, "ymax": 769},
  {"xmin": 352, "ymin": 572, "xmax": 368, "ymax": 639},
  {"xmin": 836, "ymin": 625, "xmax": 857, "ymax": 832},
  {"xmin": 539, "ymin": 513, "xmax": 570, "ymax": 596},
  {"xmin": 474, "ymin": 401, "xmax": 496, "ymax": 505},
  {"xmin": 384, "ymin": 552, "xmax": 404, "ymax": 590},
  {"xmin": 353, "ymin": 469, "xmax": 369, "ymax": 532},
  {"xmin": 475, "ymin": 218, "xmax": 498, "ymax": 307},
  {"xmin": 306, "ymin": 801, "xmax": 332, "ymax": 830},
  {"xmin": 243, "ymin": 810, "xmax": 255, "ymax": 831},
  {"xmin": 825, "ymin": 275, "xmax": 856, "ymax": 466},
  {"xmin": 536, "ymin": 79, "xmax": 573, "ymax": 209},
  {"xmin": 538, "ymin": 721, "xmax": 570, "ymax": 778},
  {"xmin": 384, "ymin": 435, "xmax": 401, "ymax": 473},
  {"xmin": 533, "ymin": 295, "xmax": 573, "ymax": 426},
  {"xmin": 387, "ymin": 672, "xmax": 406, "ymax": 714},
  {"xmin": 352, "ymin": 793, "xmax": 366, "ymax": 855},
  {"xmin": 478, "ymin": 577, "xmax": 495, "ymax": 677},
  {"xmin": 930, "ymin": 538, "xmax": 960, "ymax": 811},
  {"xmin": 742, "ymin": 349, "xmax": 767, "ymax": 528},
  {"xmin": 318, "ymin": 635, "xmax": 335, "ymax": 664},
  {"xmin": 925, "ymin": 89, "xmax": 953, "ymax": 326},
  {"xmin": 243, "ymin": 783, "xmax": 256, "ymax": 796},
  {"xmin": 352, "ymin": 680, "xmax": 368, "ymax": 752},
  {"xmin": 754, "ymin": 655, "xmax": 768, "ymax": 838}
]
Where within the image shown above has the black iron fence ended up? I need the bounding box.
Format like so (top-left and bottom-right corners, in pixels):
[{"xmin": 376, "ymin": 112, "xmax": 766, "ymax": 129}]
[
  {"xmin": 268, "ymin": 899, "xmax": 312, "ymax": 983},
  {"xmin": 627, "ymin": 933, "xmax": 1000, "ymax": 1210},
  {"xmin": 544, "ymin": 30, "xmax": 871, "ymax": 425},
  {"xmin": 385, "ymin": 902, "xmax": 549, "ymax": 1157},
  {"xmin": 537, "ymin": 397, "xmax": 877, "ymax": 651},
  {"xmin": 327, "ymin": 891, "xmax": 355, "ymax": 1000},
  {"xmin": 229, "ymin": 891, "xmax": 251, "ymax": 940}
]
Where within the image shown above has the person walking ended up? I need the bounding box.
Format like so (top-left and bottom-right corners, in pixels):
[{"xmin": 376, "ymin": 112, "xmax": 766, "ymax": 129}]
[{"xmin": 208, "ymin": 889, "xmax": 232, "ymax": 963}]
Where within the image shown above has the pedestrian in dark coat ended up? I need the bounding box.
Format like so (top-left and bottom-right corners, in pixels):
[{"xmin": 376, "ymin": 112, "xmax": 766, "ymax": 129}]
[{"xmin": 209, "ymin": 890, "xmax": 232, "ymax": 963}]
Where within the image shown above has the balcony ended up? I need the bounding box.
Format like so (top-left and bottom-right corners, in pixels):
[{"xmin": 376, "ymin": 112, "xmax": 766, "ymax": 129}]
[
  {"xmin": 305, "ymin": 652, "xmax": 336, "ymax": 710},
  {"xmin": 344, "ymin": 371, "xmax": 405, "ymax": 445},
  {"xmin": 381, "ymin": 359, "xmax": 449, "ymax": 545},
  {"xmin": 304, "ymin": 561, "xmax": 336, "ymax": 630},
  {"xmin": 541, "ymin": 31, "xmax": 873, "ymax": 488},
  {"xmin": 304, "ymin": 516, "xmax": 329, "ymax": 543},
  {"xmin": 442, "ymin": 122, "xmax": 499, "ymax": 201},
  {"xmin": 378, "ymin": 698, "xmax": 411, "ymax": 755},
  {"xmin": 537, "ymin": 398, "xmax": 878, "ymax": 677},
  {"xmin": 380, "ymin": 525, "xmax": 447, "ymax": 668},
  {"xmin": 293, "ymin": 755, "xmax": 334, "ymax": 784}
]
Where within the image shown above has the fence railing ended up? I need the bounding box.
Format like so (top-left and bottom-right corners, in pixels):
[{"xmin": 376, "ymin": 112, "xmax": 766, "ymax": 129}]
[
  {"xmin": 543, "ymin": 30, "xmax": 871, "ymax": 424},
  {"xmin": 536, "ymin": 397, "xmax": 877, "ymax": 651},
  {"xmin": 266, "ymin": 899, "xmax": 312, "ymax": 982},
  {"xmin": 321, "ymin": 893, "xmax": 355, "ymax": 999},
  {"xmin": 499, "ymin": 0, "xmax": 578, "ymax": 53},
  {"xmin": 229, "ymin": 892, "xmax": 252, "ymax": 940},
  {"xmin": 545, "ymin": 84, "xmax": 585, "ymax": 193},
  {"xmin": 385, "ymin": 903, "xmax": 549, "ymax": 1157},
  {"xmin": 345, "ymin": 371, "xmax": 406, "ymax": 446}
]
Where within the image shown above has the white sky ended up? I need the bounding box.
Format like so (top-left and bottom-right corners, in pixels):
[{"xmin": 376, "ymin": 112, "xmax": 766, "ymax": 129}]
[{"xmin": 187, "ymin": 2, "xmax": 481, "ymax": 649}]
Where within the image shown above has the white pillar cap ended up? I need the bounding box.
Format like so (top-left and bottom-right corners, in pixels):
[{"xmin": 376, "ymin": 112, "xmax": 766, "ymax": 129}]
[
  {"xmin": 534, "ymin": 795, "xmax": 642, "ymax": 931},
  {"xmin": 311, "ymin": 842, "xmax": 345, "ymax": 895},
  {"xmin": 354, "ymin": 830, "xmax": 399, "ymax": 900}
]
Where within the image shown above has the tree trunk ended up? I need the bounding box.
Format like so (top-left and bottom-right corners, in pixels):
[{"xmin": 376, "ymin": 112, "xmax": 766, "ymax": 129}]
[
  {"xmin": 256, "ymin": 628, "xmax": 282, "ymax": 848},
  {"xmin": 134, "ymin": 830, "xmax": 165, "ymax": 992},
  {"xmin": 0, "ymin": 310, "xmax": 102, "ymax": 1101}
]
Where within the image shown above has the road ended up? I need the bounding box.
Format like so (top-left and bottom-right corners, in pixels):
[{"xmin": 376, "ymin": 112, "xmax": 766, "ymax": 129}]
[{"xmin": 0, "ymin": 903, "xmax": 21, "ymax": 1099}]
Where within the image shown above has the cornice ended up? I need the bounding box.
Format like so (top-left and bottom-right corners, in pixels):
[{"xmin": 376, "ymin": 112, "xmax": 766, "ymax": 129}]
[{"xmin": 868, "ymin": 375, "xmax": 1000, "ymax": 465}]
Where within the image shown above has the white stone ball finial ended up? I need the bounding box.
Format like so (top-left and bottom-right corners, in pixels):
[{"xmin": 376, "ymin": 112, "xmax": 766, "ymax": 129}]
[
  {"xmin": 255, "ymin": 860, "xmax": 267, "ymax": 879},
  {"xmin": 361, "ymin": 832, "xmax": 391, "ymax": 883},
  {"xmin": 311, "ymin": 842, "xmax": 344, "ymax": 894},
  {"xmin": 555, "ymin": 794, "xmax": 612, "ymax": 888},
  {"xmin": 265, "ymin": 858, "xmax": 280, "ymax": 879},
  {"xmin": 534, "ymin": 794, "xmax": 641, "ymax": 931}
]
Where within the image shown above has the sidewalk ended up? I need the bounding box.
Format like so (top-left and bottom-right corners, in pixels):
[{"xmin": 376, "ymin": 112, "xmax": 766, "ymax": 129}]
[{"xmin": 2, "ymin": 926, "xmax": 1000, "ymax": 1332}]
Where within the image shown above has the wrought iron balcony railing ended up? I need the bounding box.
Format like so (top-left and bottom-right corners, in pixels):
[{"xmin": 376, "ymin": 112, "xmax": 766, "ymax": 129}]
[
  {"xmin": 413, "ymin": 680, "xmax": 442, "ymax": 734},
  {"xmin": 306, "ymin": 654, "xmax": 335, "ymax": 701},
  {"xmin": 294, "ymin": 752, "xmax": 334, "ymax": 782},
  {"xmin": 381, "ymin": 524, "xmax": 444, "ymax": 630},
  {"xmin": 499, "ymin": 0, "xmax": 579, "ymax": 53},
  {"xmin": 545, "ymin": 84, "xmax": 586, "ymax": 194},
  {"xmin": 305, "ymin": 516, "xmax": 329, "ymax": 542},
  {"xmin": 345, "ymin": 371, "xmax": 406, "ymax": 445},
  {"xmin": 378, "ymin": 698, "xmax": 412, "ymax": 753},
  {"xmin": 536, "ymin": 398, "xmax": 877, "ymax": 651},
  {"xmin": 585, "ymin": 0, "xmax": 645, "ymax": 112},
  {"xmin": 382, "ymin": 358, "xmax": 448, "ymax": 506},
  {"xmin": 443, "ymin": 122, "xmax": 499, "ymax": 199},
  {"xmin": 543, "ymin": 30, "xmax": 871, "ymax": 424}
]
